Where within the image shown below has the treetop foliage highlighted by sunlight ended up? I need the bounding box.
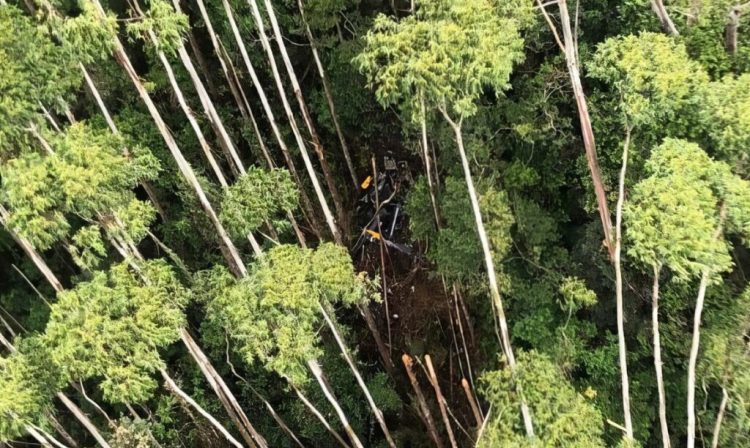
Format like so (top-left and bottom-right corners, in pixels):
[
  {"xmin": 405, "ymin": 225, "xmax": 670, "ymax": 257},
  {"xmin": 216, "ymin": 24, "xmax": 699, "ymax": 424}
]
[
  {"xmin": 45, "ymin": 260, "xmax": 189, "ymax": 403},
  {"xmin": 356, "ymin": 0, "xmax": 529, "ymax": 119},
  {"xmin": 1, "ymin": 0, "xmax": 750, "ymax": 445}
]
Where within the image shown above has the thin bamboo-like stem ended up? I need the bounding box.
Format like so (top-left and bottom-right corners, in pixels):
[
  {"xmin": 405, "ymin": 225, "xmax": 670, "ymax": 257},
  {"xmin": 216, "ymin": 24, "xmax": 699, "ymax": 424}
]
[
  {"xmin": 293, "ymin": 387, "xmax": 350, "ymax": 448},
  {"xmin": 298, "ymin": 0, "xmax": 358, "ymax": 189},
  {"xmin": 260, "ymin": 0, "xmax": 346, "ymax": 232},
  {"xmin": 244, "ymin": 0, "xmax": 342, "ymax": 244},
  {"xmin": 687, "ymin": 206, "xmax": 726, "ymax": 448},
  {"xmin": 440, "ymin": 111, "xmax": 534, "ymax": 437},
  {"xmin": 711, "ymin": 388, "xmax": 729, "ymax": 448},
  {"xmin": 307, "ymin": 359, "xmax": 364, "ymax": 448},
  {"xmin": 214, "ymin": 0, "xmax": 323, "ymax": 239},
  {"xmin": 613, "ymin": 126, "xmax": 634, "ymax": 440},
  {"xmin": 89, "ymin": 0, "xmax": 247, "ymax": 277},
  {"xmin": 402, "ymin": 354, "xmax": 443, "ymax": 448},
  {"xmin": 318, "ymin": 303, "xmax": 396, "ymax": 448},
  {"xmin": 424, "ymin": 355, "xmax": 457, "ymax": 448},
  {"xmin": 652, "ymin": 263, "xmax": 670, "ymax": 448},
  {"xmin": 160, "ymin": 369, "xmax": 244, "ymax": 448}
]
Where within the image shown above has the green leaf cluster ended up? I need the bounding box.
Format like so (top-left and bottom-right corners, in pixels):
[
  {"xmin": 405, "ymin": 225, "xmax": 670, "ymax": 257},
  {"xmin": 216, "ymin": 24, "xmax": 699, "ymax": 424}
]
[
  {"xmin": 219, "ymin": 167, "xmax": 298, "ymax": 238},
  {"xmin": 44, "ymin": 260, "xmax": 189, "ymax": 403},
  {"xmin": 478, "ymin": 350, "xmax": 606, "ymax": 447},
  {"xmin": 200, "ymin": 243, "xmax": 371, "ymax": 385}
]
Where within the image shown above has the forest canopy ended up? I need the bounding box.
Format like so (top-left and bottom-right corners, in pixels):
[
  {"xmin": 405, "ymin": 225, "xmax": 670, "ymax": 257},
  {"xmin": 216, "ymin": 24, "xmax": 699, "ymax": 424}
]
[{"xmin": 0, "ymin": 0, "xmax": 749, "ymax": 447}]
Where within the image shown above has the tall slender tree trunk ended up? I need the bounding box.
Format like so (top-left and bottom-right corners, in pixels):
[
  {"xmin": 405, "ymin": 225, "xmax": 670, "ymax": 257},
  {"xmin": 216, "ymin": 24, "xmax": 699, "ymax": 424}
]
[
  {"xmin": 26, "ymin": 425, "xmax": 55, "ymax": 448},
  {"xmin": 651, "ymin": 0, "xmax": 679, "ymax": 35},
  {"xmin": 424, "ymin": 355, "xmax": 457, "ymax": 448},
  {"xmin": 244, "ymin": 0, "xmax": 343, "ymax": 244},
  {"xmin": 420, "ymin": 95, "xmax": 441, "ymax": 228},
  {"xmin": 306, "ymin": 359, "xmax": 365, "ymax": 448},
  {"xmin": 89, "ymin": 0, "xmax": 247, "ymax": 277},
  {"xmin": 0, "ymin": 206, "xmax": 64, "ymax": 292},
  {"xmin": 293, "ymin": 387, "xmax": 350, "ymax": 448},
  {"xmin": 711, "ymin": 388, "xmax": 729, "ymax": 448},
  {"xmin": 180, "ymin": 329, "xmax": 267, "ymax": 448},
  {"xmin": 318, "ymin": 304, "xmax": 396, "ymax": 448},
  {"xmin": 186, "ymin": 0, "xmax": 308, "ymax": 243},
  {"xmin": 687, "ymin": 207, "xmax": 726, "ymax": 448},
  {"xmin": 298, "ymin": 0, "xmax": 358, "ymax": 189},
  {"xmin": 185, "ymin": 30, "xmax": 220, "ymax": 99},
  {"xmin": 402, "ymin": 354, "xmax": 443, "ymax": 448},
  {"xmin": 260, "ymin": 0, "xmax": 347, "ymax": 233},
  {"xmin": 557, "ymin": 0, "xmax": 614, "ymax": 260},
  {"xmin": 726, "ymin": 3, "xmax": 750, "ymax": 55},
  {"xmin": 56, "ymin": 393, "xmax": 111, "ymax": 448},
  {"xmin": 152, "ymin": 38, "xmax": 230, "ymax": 188},
  {"xmin": 79, "ymin": 65, "xmax": 167, "ymax": 221},
  {"xmin": 160, "ymin": 369, "xmax": 244, "ymax": 448},
  {"xmin": 215, "ymin": 0, "xmax": 323, "ymax": 239},
  {"xmin": 613, "ymin": 127, "xmax": 634, "ymax": 441},
  {"xmin": 652, "ymin": 263, "xmax": 670, "ymax": 448},
  {"xmin": 440, "ymin": 112, "xmax": 534, "ymax": 438}
]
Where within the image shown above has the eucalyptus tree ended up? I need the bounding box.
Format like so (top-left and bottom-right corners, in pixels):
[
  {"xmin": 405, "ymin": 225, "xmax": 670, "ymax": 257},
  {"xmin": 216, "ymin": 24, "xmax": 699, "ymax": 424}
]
[
  {"xmin": 42, "ymin": 260, "xmax": 244, "ymax": 448},
  {"xmin": 588, "ymin": 33, "xmax": 709, "ymax": 444},
  {"xmin": 243, "ymin": 0, "xmax": 343, "ymax": 244},
  {"xmin": 357, "ymin": 0, "xmax": 535, "ymax": 436},
  {"xmin": 128, "ymin": 0, "xmax": 246, "ymax": 178},
  {"xmin": 1, "ymin": 117, "xmax": 269, "ymax": 447},
  {"xmin": 478, "ymin": 350, "xmax": 605, "ymax": 447},
  {"xmin": 646, "ymin": 140, "xmax": 750, "ymax": 448},
  {"xmin": 258, "ymin": 0, "xmax": 347, "ymax": 228},
  {"xmin": 52, "ymin": 0, "xmax": 249, "ymax": 277},
  {"xmin": 214, "ymin": 0, "xmax": 326, "ymax": 239},
  {"xmin": 536, "ymin": 0, "xmax": 614, "ymax": 260},
  {"xmin": 297, "ymin": 0, "xmax": 358, "ymax": 188},
  {"xmin": 200, "ymin": 243, "xmax": 394, "ymax": 448},
  {"xmin": 125, "ymin": 0, "xmax": 231, "ymax": 188},
  {"xmin": 625, "ymin": 143, "xmax": 730, "ymax": 448}
]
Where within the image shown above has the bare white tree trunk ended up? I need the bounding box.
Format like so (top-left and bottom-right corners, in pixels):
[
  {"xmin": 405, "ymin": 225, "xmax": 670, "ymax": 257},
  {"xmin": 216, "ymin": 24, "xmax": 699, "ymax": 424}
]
[
  {"xmin": 298, "ymin": 0, "xmax": 358, "ymax": 189},
  {"xmin": 652, "ymin": 264, "xmax": 671, "ymax": 448},
  {"xmin": 318, "ymin": 304, "xmax": 396, "ymax": 448},
  {"xmin": 711, "ymin": 388, "xmax": 729, "ymax": 448},
  {"xmin": 293, "ymin": 387, "xmax": 350, "ymax": 448},
  {"xmin": 181, "ymin": 329, "xmax": 267, "ymax": 448},
  {"xmin": 687, "ymin": 270, "xmax": 710, "ymax": 448},
  {"xmin": 153, "ymin": 41, "xmax": 230, "ymax": 188},
  {"xmin": 26, "ymin": 425, "xmax": 54, "ymax": 448},
  {"xmin": 307, "ymin": 359, "xmax": 364, "ymax": 448},
  {"xmin": 260, "ymin": 0, "xmax": 346, "ymax": 232},
  {"xmin": 440, "ymin": 112, "xmax": 534, "ymax": 438},
  {"xmin": 160, "ymin": 369, "xmax": 244, "ymax": 448},
  {"xmin": 215, "ymin": 0, "xmax": 323, "ymax": 238},
  {"xmin": 420, "ymin": 95, "xmax": 441, "ymax": 228},
  {"xmin": 651, "ymin": 0, "xmax": 679, "ymax": 35},
  {"xmin": 56, "ymin": 393, "xmax": 111, "ymax": 448},
  {"xmin": 687, "ymin": 208, "xmax": 726, "ymax": 448},
  {"xmin": 244, "ymin": 0, "xmax": 342, "ymax": 244},
  {"xmin": 78, "ymin": 63, "xmax": 167, "ymax": 221},
  {"xmin": 613, "ymin": 127, "xmax": 634, "ymax": 441},
  {"xmin": 0, "ymin": 205, "xmax": 64, "ymax": 292},
  {"xmin": 555, "ymin": 0, "xmax": 615, "ymax": 259},
  {"xmin": 89, "ymin": 0, "xmax": 247, "ymax": 277}
]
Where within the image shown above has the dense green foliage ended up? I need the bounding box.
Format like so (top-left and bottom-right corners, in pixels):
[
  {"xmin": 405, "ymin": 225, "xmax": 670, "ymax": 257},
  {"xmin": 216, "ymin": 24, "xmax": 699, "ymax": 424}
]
[{"xmin": 0, "ymin": 0, "xmax": 749, "ymax": 446}]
